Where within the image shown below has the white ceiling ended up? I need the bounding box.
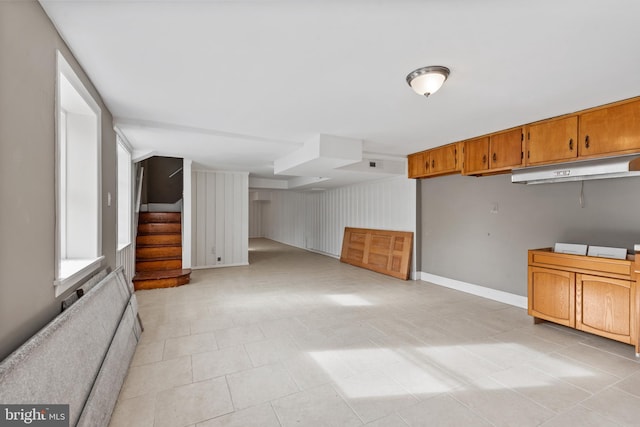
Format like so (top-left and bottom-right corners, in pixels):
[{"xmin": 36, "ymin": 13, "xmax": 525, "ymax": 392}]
[{"xmin": 39, "ymin": 0, "xmax": 640, "ymax": 189}]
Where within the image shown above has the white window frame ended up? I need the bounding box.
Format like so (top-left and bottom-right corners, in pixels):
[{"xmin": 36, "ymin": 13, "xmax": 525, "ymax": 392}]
[{"xmin": 54, "ymin": 51, "xmax": 104, "ymax": 297}]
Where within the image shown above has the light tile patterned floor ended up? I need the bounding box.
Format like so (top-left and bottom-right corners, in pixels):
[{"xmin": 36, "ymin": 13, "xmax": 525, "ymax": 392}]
[{"xmin": 109, "ymin": 238, "xmax": 640, "ymax": 427}]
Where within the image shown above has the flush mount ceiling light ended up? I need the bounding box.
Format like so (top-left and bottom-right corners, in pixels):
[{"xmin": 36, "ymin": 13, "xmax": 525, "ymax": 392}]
[{"xmin": 406, "ymin": 66, "xmax": 450, "ymax": 97}]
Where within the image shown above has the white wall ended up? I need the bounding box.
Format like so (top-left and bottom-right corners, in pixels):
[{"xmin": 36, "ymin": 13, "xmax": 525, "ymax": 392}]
[
  {"xmin": 192, "ymin": 170, "xmax": 249, "ymax": 268},
  {"xmin": 248, "ymin": 195, "xmax": 264, "ymax": 238},
  {"xmin": 261, "ymin": 190, "xmax": 307, "ymax": 248},
  {"xmin": 258, "ymin": 176, "xmax": 418, "ymax": 272}
]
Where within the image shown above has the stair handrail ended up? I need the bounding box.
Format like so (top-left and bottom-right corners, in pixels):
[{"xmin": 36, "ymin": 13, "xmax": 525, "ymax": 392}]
[{"xmin": 134, "ymin": 165, "xmax": 144, "ymax": 231}]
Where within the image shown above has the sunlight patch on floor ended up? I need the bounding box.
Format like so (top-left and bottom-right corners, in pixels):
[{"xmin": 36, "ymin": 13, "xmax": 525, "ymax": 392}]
[
  {"xmin": 326, "ymin": 294, "xmax": 373, "ymax": 306},
  {"xmin": 309, "ymin": 342, "xmax": 599, "ymax": 398}
]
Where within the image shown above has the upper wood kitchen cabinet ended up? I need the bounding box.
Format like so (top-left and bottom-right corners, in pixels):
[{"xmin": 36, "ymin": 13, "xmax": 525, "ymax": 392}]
[
  {"xmin": 407, "ymin": 151, "xmax": 429, "ymax": 178},
  {"xmin": 408, "ymin": 143, "xmax": 461, "ymax": 179},
  {"xmin": 429, "ymin": 143, "xmax": 460, "ymax": 176},
  {"xmin": 525, "ymin": 116, "xmax": 578, "ymax": 165},
  {"xmin": 579, "ymin": 98, "xmax": 640, "ymax": 158},
  {"xmin": 462, "ymin": 136, "xmax": 489, "ymax": 175},
  {"xmin": 463, "ymin": 128, "xmax": 523, "ymax": 175}
]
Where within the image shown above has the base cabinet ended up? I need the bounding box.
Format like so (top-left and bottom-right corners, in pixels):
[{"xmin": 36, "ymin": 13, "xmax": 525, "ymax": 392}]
[
  {"xmin": 576, "ymin": 274, "xmax": 634, "ymax": 343},
  {"xmin": 528, "ymin": 248, "xmax": 638, "ymax": 354},
  {"xmin": 529, "ymin": 266, "xmax": 575, "ymax": 327}
]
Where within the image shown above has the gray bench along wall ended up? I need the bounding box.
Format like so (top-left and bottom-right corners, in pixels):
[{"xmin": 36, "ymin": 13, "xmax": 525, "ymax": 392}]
[{"xmin": 0, "ymin": 268, "xmax": 141, "ymax": 427}]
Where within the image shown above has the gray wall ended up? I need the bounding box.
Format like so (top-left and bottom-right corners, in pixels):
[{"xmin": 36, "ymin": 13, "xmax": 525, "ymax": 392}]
[
  {"xmin": 421, "ymin": 173, "xmax": 640, "ymax": 297},
  {"xmin": 144, "ymin": 156, "xmax": 183, "ymax": 204},
  {"xmin": 0, "ymin": 2, "xmax": 117, "ymax": 360}
]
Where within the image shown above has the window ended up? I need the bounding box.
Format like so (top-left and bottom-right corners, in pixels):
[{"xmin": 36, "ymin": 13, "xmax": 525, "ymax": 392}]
[
  {"xmin": 117, "ymin": 137, "xmax": 132, "ymax": 250},
  {"xmin": 54, "ymin": 51, "xmax": 103, "ymax": 296}
]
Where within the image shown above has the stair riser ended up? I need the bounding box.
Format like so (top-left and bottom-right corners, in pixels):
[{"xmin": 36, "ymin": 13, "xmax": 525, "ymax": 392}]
[
  {"xmin": 135, "ymin": 211, "xmax": 189, "ymax": 289},
  {"xmin": 138, "ymin": 223, "xmax": 181, "ymax": 234},
  {"xmin": 139, "ymin": 212, "xmax": 181, "ymax": 224},
  {"xmin": 136, "ymin": 259, "xmax": 182, "ymax": 271},
  {"xmin": 136, "ymin": 246, "xmax": 182, "ymax": 259},
  {"xmin": 137, "ymin": 234, "xmax": 182, "ymax": 246},
  {"xmin": 134, "ymin": 275, "xmax": 190, "ymax": 290}
]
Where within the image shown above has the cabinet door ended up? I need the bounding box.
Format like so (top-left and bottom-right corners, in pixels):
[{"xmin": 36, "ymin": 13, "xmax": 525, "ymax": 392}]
[
  {"xmin": 463, "ymin": 137, "xmax": 489, "ymax": 175},
  {"xmin": 579, "ymin": 99, "xmax": 640, "ymax": 157},
  {"xmin": 526, "ymin": 116, "xmax": 578, "ymax": 165},
  {"xmin": 490, "ymin": 128, "xmax": 523, "ymax": 170},
  {"xmin": 576, "ymin": 274, "xmax": 632, "ymax": 343},
  {"xmin": 429, "ymin": 144, "xmax": 459, "ymax": 175},
  {"xmin": 408, "ymin": 152, "xmax": 429, "ymax": 178},
  {"xmin": 528, "ymin": 266, "xmax": 575, "ymax": 327}
]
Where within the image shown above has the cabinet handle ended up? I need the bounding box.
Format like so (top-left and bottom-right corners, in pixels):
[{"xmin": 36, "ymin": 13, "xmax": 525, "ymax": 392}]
[
  {"xmin": 527, "ymin": 151, "xmax": 530, "ymax": 159},
  {"xmin": 585, "ymin": 135, "xmax": 590, "ymax": 149},
  {"xmin": 569, "ymin": 138, "xmax": 573, "ymax": 151},
  {"xmin": 432, "ymin": 159, "xmax": 435, "ymax": 168},
  {"xmin": 425, "ymin": 161, "xmax": 429, "ymax": 170},
  {"xmin": 492, "ymin": 153, "xmax": 497, "ymax": 162},
  {"xmin": 482, "ymin": 154, "xmax": 487, "ymax": 164}
]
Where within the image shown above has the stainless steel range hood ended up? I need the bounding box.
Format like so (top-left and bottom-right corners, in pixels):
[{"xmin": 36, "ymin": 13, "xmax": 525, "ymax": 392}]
[{"xmin": 511, "ymin": 154, "xmax": 640, "ymax": 184}]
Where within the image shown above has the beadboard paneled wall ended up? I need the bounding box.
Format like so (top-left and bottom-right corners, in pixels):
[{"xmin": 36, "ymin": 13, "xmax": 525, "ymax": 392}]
[
  {"xmin": 249, "ymin": 194, "xmax": 263, "ymax": 238},
  {"xmin": 261, "ymin": 190, "xmax": 307, "ymax": 248},
  {"xmin": 192, "ymin": 170, "xmax": 249, "ymax": 268},
  {"xmin": 258, "ymin": 177, "xmax": 417, "ymax": 266}
]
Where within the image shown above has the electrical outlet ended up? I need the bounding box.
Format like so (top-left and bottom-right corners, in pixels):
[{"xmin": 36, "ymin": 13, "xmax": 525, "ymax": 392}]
[{"xmin": 217, "ymin": 257, "xmax": 221, "ymax": 262}]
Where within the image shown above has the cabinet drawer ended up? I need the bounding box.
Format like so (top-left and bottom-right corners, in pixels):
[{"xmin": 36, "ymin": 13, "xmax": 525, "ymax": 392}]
[{"xmin": 529, "ymin": 250, "xmax": 633, "ymax": 279}]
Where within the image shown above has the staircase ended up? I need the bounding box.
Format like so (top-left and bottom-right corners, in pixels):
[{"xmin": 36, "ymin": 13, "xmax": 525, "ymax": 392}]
[{"xmin": 133, "ymin": 212, "xmax": 191, "ymax": 290}]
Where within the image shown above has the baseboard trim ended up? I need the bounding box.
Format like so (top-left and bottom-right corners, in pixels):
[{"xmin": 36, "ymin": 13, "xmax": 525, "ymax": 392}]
[
  {"xmin": 419, "ymin": 272, "xmax": 527, "ymax": 309},
  {"xmin": 305, "ymin": 247, "xmax": 340, "ymax": 259},
  {"xmin": 192, "ymin": 262, "xmax": 249, "ymax": 270}
]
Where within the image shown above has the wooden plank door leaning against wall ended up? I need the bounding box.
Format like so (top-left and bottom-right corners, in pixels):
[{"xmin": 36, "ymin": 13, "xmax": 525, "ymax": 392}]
[{"xmin": 340, "ymin": 227, "xmax": 413, "ymax": 280}]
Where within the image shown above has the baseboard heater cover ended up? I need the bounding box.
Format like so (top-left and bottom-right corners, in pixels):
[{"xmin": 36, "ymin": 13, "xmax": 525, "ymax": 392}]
[{"xmin": 0, "ymin": 267, "xmax": 141, "ymax": 427}]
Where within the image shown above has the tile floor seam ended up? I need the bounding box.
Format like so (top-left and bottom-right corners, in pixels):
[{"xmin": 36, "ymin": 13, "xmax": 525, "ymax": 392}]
[
  {"xmin": 574, "ymin": 402, "xmax": 626, "ymax": 427},
  {"xmin": 326, "ymin": 382, "xmax": 367, "ymax": 426},
  {"xmin": 488, "ymin": 372, "xmax": 586, "ymax": 416},
  {"xmin": 596, "ymin": 381, "xmax": 640, "ymax": 401},
  {"xmin": 443, "ymin": 392, "xmax": 499, "ymax": 427},
  {"xmin": 268, "ymin": 401, "xmax": 285, "ymax": 427},
  {"xmin": 190, "ymin": 354, "xmax": 194, "ymax": 384},
  {"xmin": 549, "ymin": 349, "xmax": 628, "ymax": 380},
  {"xmin": 150, "ymin": 391, "xmax": 159, "ymax": 427},
  {"xmin": 521, "ymin": 357, "xmax": 604, "ymax": 396},
  {"xmin": 578, "ymin": 341, "xmax": 640, "ymax": 365}
]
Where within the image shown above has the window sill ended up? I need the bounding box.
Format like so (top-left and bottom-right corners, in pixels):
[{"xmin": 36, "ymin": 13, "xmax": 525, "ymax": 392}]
[{"xmin": 54, "ymin": 256, "xmax": 105, "ymax": 297}]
